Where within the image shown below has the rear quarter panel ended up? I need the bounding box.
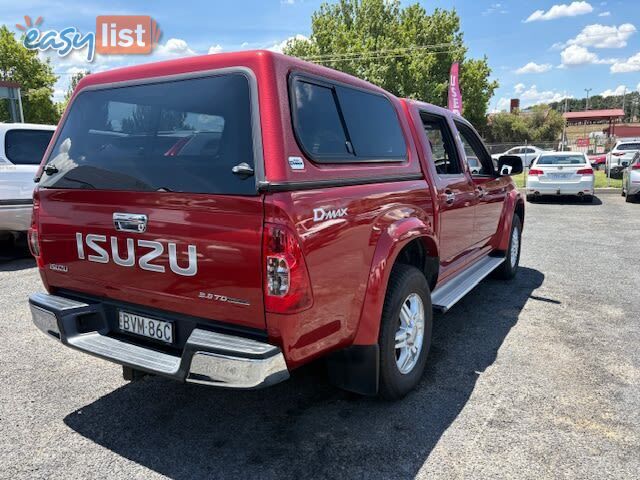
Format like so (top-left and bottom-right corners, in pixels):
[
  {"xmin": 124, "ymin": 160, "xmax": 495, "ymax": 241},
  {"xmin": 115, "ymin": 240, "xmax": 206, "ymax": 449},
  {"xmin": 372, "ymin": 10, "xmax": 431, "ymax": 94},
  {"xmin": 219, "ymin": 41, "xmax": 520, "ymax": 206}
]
[{"xmin": 265, "ymin": 181, "xmax": 435, "ymax": 366}]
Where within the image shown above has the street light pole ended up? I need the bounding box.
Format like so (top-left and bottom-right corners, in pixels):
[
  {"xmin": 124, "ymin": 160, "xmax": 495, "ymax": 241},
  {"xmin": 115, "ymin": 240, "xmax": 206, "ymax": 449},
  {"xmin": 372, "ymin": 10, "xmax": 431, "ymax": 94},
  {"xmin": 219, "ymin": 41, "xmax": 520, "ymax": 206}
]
[
  {"xmin": 584, "ymin": 88, "xmax": 592, "ymax": 111},
  {"xmin": 561, "ymin": 96, "xmax": 569, "ymax": 151},
  {"xmin": 583, "ymin": 88, "xmax": 592, "ymax": 147}
]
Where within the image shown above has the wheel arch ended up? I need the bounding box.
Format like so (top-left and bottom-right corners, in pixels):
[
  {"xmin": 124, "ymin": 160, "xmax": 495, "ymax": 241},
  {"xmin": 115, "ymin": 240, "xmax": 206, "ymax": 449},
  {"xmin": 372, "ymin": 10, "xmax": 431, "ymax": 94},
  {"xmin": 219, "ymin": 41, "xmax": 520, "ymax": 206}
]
[{"xmin": 352, "ymin": 215, "xmax": 438, "ymax": 346}]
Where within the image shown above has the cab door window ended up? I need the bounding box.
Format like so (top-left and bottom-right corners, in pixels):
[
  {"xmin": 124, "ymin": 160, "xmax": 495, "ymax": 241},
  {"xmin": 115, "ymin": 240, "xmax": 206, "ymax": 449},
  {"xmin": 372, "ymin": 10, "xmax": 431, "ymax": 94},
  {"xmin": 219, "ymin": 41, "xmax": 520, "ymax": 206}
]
[
  {"xmin": 454, "ymin": 121, "xmax": 495, "ymax": 176},
  {"xmin": 421, "ymin": 114, "xmax": 462, "ymax": 175}
]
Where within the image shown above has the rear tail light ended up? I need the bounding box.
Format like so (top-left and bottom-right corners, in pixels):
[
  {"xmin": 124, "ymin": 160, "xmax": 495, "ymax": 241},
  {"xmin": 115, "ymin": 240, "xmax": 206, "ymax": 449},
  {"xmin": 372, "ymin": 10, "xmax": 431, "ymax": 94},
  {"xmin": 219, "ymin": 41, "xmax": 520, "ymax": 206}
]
[
  {"xmin": 528, "ymin": 169, "xmax": 544, "ymax": 176},
  {"xmin": 577, "ymin": 168, "xmax": 594, "ymax": 175},
  {"xmin": 263, "ymin": 223, "xmax": 313, "ymax": 314},
  {"xmin": 612, "ymin": 152, "xmax": 625, "ymax": 157},
  {"xmin": 28, "ymin": 189, "xmax": 43, "ymax": 266},
  {"xmin": 632, "ymin": 164, "xmax": 640, "ymax": 170}
]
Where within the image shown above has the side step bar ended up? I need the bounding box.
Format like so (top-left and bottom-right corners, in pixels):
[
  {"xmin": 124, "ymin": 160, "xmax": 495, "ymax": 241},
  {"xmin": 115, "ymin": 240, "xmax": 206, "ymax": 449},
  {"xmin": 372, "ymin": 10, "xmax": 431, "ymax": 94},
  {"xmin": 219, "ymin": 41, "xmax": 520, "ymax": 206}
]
[{"xmin": 431, "ymin": 255, "xmax": 505, "ymax": 313}]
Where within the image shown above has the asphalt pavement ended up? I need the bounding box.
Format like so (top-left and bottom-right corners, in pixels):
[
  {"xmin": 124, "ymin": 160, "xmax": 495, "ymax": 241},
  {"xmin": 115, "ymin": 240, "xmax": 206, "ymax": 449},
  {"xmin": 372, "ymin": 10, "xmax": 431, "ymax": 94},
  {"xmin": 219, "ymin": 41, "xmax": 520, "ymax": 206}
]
[{"xmin": 1, "ymin": 195, "xmax": 638, "ymax": 479}]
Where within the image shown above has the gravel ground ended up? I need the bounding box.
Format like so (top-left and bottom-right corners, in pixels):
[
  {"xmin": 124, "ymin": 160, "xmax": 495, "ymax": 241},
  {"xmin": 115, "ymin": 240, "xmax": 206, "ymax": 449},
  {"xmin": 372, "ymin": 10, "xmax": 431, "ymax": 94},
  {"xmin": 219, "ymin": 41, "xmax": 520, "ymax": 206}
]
[{"xmin": 1, "ymin": 195, "xmax": 638, "ymax": 479}]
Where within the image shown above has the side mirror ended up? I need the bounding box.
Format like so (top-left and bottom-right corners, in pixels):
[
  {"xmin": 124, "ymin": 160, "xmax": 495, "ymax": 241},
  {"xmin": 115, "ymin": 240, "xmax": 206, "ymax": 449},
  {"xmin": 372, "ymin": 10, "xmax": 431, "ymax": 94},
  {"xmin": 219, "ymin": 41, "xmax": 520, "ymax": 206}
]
[
  {"xmin": 621, "ymin": 160, "xmax": 630, "ymax": 168},
  {"xmin": 497, "ymin": 155, "xmax": 524, "ymax": 176}
]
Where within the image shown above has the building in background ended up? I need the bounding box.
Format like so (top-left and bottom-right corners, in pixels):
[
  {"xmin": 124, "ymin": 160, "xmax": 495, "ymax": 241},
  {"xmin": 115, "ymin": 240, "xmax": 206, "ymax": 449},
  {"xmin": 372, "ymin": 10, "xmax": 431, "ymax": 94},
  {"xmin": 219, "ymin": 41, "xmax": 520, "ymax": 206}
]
[{"xmin": 0, "ymin": 81, "xmax": 24, "ymax": 123}]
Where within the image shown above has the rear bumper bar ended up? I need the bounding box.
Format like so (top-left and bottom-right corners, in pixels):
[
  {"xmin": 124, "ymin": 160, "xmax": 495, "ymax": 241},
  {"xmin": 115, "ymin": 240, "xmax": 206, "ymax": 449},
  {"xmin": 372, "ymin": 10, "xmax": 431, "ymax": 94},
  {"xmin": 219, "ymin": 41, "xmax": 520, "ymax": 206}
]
[{"xmin": 29, "ymin": 292, "xmax": 289, "ymax": 389}]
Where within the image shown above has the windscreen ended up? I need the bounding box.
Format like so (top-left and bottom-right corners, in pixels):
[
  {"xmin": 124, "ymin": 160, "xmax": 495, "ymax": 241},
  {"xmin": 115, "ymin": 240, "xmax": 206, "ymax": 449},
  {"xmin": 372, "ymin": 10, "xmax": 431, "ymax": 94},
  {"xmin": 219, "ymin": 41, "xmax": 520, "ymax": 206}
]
[
  {"xmin": 39, "ymin": 73, "xmax": 256, "ymax": 195},
  {"xmin": 537, "ymin": 155, "xmax": 586, "ymax": 165}
]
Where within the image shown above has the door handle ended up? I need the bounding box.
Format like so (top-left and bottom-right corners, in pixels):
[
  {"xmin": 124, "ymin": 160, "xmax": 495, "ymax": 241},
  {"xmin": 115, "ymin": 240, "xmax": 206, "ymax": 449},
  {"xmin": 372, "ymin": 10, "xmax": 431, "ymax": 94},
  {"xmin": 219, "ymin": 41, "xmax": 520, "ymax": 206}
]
[{"xmin": 444, "ymin": 190, "xmax": 455, "ymax": 204}]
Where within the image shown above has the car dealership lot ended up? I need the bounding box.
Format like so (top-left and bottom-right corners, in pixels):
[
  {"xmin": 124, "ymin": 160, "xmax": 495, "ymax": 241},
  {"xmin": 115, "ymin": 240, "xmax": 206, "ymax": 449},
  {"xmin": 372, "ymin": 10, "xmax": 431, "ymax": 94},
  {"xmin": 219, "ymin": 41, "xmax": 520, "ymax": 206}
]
[{"xmin": 1, "ymin": 196, "xmax": 638, "ymax": 480}]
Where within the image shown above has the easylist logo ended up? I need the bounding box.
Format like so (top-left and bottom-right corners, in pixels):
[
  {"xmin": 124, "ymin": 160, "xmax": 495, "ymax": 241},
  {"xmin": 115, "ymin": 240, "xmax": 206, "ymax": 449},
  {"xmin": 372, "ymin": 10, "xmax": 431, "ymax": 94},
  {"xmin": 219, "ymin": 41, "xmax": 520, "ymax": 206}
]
[
  {"xmin": 18, "ymin": 15, "xmax": 161, "ymax": 62},
  {"xmin": 96, "ymin": 16, "xmax": 161, "ymax": 55}
]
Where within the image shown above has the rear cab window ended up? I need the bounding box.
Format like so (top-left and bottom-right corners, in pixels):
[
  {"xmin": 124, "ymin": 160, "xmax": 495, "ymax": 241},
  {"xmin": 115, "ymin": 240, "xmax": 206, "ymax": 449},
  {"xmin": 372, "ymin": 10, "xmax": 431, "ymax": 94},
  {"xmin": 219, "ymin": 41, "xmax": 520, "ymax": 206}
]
[
  {"xmin": 39, "ymin": 73, "xmax": 257, "ymax": 195},
  {"xmin": 290, "ymin": 75, "xmax": 406, "ymax": 163},
  {"xmin": 4, "ymin": 129, "xmax": 54, "ymax": 165}
]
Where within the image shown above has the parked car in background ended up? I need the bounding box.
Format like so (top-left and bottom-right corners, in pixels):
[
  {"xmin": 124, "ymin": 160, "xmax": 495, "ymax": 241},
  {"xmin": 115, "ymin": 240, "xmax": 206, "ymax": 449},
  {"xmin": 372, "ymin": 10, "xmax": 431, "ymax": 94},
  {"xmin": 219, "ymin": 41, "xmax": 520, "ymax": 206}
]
[
  {"xmin": 467, "ymin": 156, "xmax": 481, "ymax": 174},
  {"xmin": 526, "ymin": 152, "xmax": 595, "ymax": 203},
  {"xmin": 588, "ymin": 153, "xmax": 606, "ymax": 170},
  {"xmin": 492, "ymin": 145, "xmax": 546, "ymax": 168},
  {"xmin": 0, "ymin": 123, "xmax": 56, "ymax": 243},
  {"xmin": 606, "ymin": 141, "xmax": 640, "ymax": 178},
  {"xmin": 622, "ymin": 152, "xmax": 640, "ymax": 203}
]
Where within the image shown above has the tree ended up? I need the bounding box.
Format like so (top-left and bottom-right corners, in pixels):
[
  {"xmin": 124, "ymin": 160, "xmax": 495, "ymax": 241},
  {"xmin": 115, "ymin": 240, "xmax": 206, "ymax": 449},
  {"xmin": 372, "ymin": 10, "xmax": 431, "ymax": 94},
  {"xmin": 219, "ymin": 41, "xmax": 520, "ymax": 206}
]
[
  {"xmin": 484, "ymin": 105, "xmax": 564, "ymax": 144},
  {"xmin": 283, "ymin": 0, "xmax": 498, "ymax": 128},
  {"xmin": 0, "ymin": 25, "xmax": 59, "ymax": 124}
]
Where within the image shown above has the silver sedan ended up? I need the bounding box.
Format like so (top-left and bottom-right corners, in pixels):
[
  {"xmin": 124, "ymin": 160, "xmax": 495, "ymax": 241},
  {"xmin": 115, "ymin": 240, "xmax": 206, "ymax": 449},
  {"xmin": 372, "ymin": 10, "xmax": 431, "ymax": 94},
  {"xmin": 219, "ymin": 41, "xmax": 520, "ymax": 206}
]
[{"xmin": 622, "ymin": 152, "xmax": 640, "ymax": 203}]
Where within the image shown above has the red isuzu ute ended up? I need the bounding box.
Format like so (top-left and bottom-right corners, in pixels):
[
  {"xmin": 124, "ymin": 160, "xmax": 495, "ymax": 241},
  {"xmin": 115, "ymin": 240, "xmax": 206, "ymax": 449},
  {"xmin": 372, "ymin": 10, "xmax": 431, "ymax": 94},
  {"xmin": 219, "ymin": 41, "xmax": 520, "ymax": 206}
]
[{"xmin": 29, "ymin": 51, "xmax": 524, "ymax": 399}]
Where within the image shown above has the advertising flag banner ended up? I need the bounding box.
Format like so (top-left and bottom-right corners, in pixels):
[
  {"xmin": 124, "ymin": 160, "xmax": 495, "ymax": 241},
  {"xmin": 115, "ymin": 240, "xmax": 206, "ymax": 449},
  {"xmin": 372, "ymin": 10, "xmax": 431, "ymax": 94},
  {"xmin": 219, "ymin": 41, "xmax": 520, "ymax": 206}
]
[{"xmin": 448, "ymin": 62, "xmax": 463, "ymax": 116}]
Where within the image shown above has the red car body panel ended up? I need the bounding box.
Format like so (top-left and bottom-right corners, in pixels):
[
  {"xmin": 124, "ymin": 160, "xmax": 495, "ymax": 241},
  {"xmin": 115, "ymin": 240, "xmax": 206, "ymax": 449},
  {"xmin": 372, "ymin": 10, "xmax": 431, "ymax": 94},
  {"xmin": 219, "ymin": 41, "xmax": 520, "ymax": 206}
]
[
  {"xmin": 33, "ymin": 50, "xmax": 523, "ymax": 371},
  {"xmin": 37, "ymin": 189, "xmax": 266, "ymax": 331}
]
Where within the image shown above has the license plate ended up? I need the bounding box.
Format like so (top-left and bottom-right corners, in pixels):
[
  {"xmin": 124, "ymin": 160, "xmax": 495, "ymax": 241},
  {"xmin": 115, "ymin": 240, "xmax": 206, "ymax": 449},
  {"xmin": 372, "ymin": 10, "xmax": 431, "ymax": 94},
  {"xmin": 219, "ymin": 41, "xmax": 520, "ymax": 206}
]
[
  {"xmin": 549, "ymin": 173, "xmax": 569, "ymax": 179},
  {"xmin": 118, "ymin": 311, "xmax": 174, "ymax": 343}
]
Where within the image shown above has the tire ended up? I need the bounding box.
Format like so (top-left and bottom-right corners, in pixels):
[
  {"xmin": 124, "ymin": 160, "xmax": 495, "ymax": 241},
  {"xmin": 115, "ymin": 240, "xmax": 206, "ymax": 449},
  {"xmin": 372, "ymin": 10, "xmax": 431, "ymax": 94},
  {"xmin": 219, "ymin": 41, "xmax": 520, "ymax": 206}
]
[
  {"xmin": 378, "ymin": 264, "xmax": 432, "ymax": 400},
  {"xmin": 526, "ymin": 195, "xmax": 535, "ymax": 203},
  {"xmin": 493, "ymin": 213, "xmax": 522, "ymax": 280},
  {"xmin": 626, "ymin": 193, "xmax": 633, "ymax": 203}
]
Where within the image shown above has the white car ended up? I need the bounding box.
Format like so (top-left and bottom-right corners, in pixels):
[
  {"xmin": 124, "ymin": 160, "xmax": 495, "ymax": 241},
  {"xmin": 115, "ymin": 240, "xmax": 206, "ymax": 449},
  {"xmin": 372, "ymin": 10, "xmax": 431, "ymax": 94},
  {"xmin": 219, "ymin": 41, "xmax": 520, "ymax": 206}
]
[
  {"xmin": 606, "ymin": 140, "xmax": 640, "ymax": 177},
  {"xmin": 526, "ymin": 152, "xmax": 595, "ymax": 203},
  {"xmin": 622, "ymin": 152, "xmax": 640, "ymax": 203},
  {"xmin": 0, "ymin": 123, "xmax": 56, "ymax": 240},
  {"xmin": 491, "ymin": 145, "xmax": 546, "ymax": 168}
]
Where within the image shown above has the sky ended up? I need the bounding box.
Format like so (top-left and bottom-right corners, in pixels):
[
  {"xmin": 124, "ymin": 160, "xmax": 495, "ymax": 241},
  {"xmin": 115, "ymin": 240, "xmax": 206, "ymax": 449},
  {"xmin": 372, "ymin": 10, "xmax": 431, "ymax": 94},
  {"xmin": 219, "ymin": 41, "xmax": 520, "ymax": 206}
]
[{"xmin": 2, "ymin": 0, "xmax": 640, "ymax": 111}]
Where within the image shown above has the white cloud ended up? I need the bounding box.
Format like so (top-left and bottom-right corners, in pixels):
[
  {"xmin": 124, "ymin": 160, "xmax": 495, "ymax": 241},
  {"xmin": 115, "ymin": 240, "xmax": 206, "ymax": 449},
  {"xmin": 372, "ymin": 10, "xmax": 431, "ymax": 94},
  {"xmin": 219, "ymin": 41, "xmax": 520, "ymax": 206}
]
[
  {"xmin": 515, "ymin": 62, "xmax": 553, "ymax": 74},
  {"xmin": 491, "ymin": 97, "xmax": 511, "ymax": 113},
  {"xmin": 610, "ymin": 52, "xmax": 640, "ymax": 73},
  {"xmin": 561, "ymin": 45, "xmax": 598, "ymax": 65},
  {"xmin": 566, "ymin": 23, "xmax": 637, "ymax": 49},
  {"xmin": 155, "ymin": 38, "xmax": 196, "ymax": 57},
  {"xmin": 281, "ymin": 0, "xmax": 296, "ymax": 4},
  {"xmin": 560, "ymin": 44, "xmax": 617, "ymax": 66},
  {"xmin": 600, "ymin": 85, "xmax": 628, "ymax": 96},
  {"xmin": 598, "ymin": 11, "xmax": 611, "ymax": 17},
  {"xmin": 525, "ymin": 1, "xmax": 593, "ymax": 22},
  {"xmin": 492, "ymin": 85, "xmax": 572, "ymax": 112},
  {"xmin": 637, "ymin": 82, "xmax": 640, "ymax": 92},
  {"xmin": 208, "ymin": 44, "xmax": 223, "ymax": 54},
  {"xmin": 267, "ymin": 34, "xmax": 308, "ymax": 53},
  {"xmin": 482, "ymin": 3, "xmax": 508, "ymax": 16},
  {"xmin": 519, "ymin": 85, "xmax": 572, "ymax": 107}
]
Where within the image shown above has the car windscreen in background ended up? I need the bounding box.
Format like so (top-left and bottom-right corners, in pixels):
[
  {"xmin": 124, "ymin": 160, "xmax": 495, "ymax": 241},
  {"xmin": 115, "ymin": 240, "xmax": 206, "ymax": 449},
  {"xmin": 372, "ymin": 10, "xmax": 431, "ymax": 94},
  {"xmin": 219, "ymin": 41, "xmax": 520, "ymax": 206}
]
[
  {"xmin": 537, "ymin": 155, "xmax": 586, "ymax": 165},
  {"xmin": 39, "ymin": 73, "xmax": 256, "ymax": 195},
  {"xmin": 5, "ymin": 129, "xmax": 54, "ymax": 165}
]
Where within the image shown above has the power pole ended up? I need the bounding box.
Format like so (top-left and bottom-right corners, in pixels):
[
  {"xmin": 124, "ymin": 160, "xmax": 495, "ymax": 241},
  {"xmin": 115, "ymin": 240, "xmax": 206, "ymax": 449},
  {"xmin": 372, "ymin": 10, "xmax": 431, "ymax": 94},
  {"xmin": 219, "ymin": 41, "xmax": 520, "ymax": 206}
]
[
  {"xmin": 584, "ymin": 88, "xmax": 592, "ymax": 111},
  {"xmin": 583, "ymin": 88, "xmax": 592, "ymax": 144},
  {"xmin": 561, "ymin": 96, "xmax": 569, "ymax": 151},
  {"xmin": 621, "ymin": 87, "xmax": 627, "ymax": 122}
]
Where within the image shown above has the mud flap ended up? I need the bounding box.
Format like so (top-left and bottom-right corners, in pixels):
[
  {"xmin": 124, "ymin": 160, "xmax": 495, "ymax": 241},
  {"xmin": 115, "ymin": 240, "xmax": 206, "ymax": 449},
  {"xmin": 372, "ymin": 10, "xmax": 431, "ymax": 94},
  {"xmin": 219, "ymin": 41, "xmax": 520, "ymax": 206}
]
[{"xmin": 326, "ymin": 345, "xmax": 379, "ymax": 395}]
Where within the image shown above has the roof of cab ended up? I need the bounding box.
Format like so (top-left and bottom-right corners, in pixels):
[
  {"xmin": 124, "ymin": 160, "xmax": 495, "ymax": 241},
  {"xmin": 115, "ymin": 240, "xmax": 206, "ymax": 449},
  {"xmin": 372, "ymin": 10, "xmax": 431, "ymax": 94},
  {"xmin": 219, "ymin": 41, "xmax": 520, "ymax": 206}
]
[{"xmin": 74, "ymin": 50, "xmax": 394, "ymax": 98}]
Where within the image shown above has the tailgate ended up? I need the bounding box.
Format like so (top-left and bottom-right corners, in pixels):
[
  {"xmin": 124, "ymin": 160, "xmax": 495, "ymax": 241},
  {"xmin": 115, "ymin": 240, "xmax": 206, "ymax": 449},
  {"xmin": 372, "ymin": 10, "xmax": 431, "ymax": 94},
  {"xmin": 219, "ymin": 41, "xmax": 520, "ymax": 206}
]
[
  {"xmin": 35, "ymin": 71, "xmax": 266, "ymax": 330},
  {"xmin": 38, "ymin": 190, "xmax": 265, "ymax": 330}
]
